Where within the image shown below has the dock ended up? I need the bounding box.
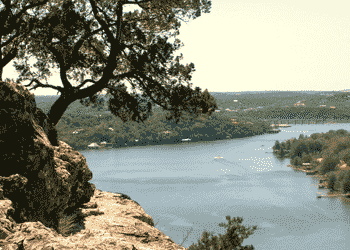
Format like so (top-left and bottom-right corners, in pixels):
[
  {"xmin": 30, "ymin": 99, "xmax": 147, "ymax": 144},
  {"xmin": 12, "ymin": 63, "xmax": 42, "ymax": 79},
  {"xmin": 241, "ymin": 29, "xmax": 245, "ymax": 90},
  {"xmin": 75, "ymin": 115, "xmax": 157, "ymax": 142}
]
[
  {"xmin": 270, "ymin": 124, "xmax": 291, "ymax": 128},
  {"xmin": 301, "ymin": 169, "xmax": 318, "ymax": 175},
  {"xmin": 316, "ymin": 193, "xmax": 350, "ymax": 199}
]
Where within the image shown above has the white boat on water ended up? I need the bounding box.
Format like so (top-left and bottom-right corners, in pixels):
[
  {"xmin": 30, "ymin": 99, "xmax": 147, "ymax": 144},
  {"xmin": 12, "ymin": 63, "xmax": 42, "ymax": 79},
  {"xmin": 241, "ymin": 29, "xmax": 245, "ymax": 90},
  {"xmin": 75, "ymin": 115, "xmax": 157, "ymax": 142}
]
[
  {"xmin": 182, "ymin": 138, "xmax": 191, "ymax": 142},
  {"xmin": 88, "ymin": 143, "xmax": 100, "ymax": 148},
  {"xmin": 214, "ymin": 156, "xmax": 223, "ymax": 159}
]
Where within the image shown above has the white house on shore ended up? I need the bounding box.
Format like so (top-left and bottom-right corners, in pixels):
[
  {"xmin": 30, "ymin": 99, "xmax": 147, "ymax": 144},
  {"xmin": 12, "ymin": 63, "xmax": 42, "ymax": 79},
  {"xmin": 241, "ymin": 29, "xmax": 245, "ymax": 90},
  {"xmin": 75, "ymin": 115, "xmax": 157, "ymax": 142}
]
[{"xmin": 88, "ymin": 143, "xmax": 100, "ymax": 148}]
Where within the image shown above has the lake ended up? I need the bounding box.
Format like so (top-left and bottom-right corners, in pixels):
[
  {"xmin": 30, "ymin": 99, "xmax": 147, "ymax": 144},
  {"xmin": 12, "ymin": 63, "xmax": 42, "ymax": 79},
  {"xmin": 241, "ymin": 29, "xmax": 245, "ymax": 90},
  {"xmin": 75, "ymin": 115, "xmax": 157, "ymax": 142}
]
[{"xmin": 80, "ymin": 123, "xmax": 350, "ymax": 249}]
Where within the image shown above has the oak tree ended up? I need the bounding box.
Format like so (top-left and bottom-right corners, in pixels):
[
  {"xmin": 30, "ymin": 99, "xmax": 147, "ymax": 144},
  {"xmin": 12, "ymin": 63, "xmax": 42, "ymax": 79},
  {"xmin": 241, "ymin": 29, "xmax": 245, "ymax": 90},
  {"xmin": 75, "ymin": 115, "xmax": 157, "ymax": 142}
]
[
  {"xmin": 3, "ymin": 0, "xmax": 218, "ymax": 135},
  {"xmin": 0, "ymin": 0, "xmax": 55, "ymax": 80}
]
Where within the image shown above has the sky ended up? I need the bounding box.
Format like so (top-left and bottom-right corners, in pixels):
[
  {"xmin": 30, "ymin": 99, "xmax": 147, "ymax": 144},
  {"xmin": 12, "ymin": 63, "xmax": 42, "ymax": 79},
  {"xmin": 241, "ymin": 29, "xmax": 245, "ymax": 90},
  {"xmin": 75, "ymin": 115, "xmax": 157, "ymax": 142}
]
[{"xmin": 3, "ymin": 0, "xmax": 350, "ymax": 96}]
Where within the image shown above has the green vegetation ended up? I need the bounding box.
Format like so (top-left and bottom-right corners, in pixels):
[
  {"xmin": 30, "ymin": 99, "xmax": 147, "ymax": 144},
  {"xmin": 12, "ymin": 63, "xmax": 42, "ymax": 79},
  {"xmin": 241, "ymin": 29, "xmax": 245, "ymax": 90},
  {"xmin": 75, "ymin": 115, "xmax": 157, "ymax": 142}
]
[
  {"xmin": 35, "ymin": 90, "xmax": 350, "ymax": 151},
  {"xmin": 38, "ymin": 90, "xmax": 350, "ymax": 248},
  {"xmin": 36, "ymin": 95, "xmax": 273, "ymax": 151},
  {"xmin": 155, "ymin": 217, "xmax": 257, "ymax": 250},
  {"xmin": 272, "ymin": 128, "xmax": 350, "ymax": 196}
]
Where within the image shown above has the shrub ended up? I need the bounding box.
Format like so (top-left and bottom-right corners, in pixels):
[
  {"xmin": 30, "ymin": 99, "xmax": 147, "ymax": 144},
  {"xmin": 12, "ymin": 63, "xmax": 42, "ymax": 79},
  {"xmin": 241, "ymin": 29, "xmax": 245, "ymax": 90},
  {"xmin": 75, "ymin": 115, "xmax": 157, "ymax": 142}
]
[
  {"xmin": 333, "ymin": 137, "xmax": 350, "ymax": 155},
  {"xmin": 186, "ymin": 216, "xmax": 257, "ymax": 250},
  {"xmin": 273, "ymin": 140, "xmax": 281, "ymax": 151},
  {"xmin": 298, "ymin": 134, "xmax": 306, "ymax": 140},
  {"xmin": 290, "ymin": 156, "xmax": 303, "ymax": 166},
  {"xmin": 290, "ymin": 140, "xmax": 309, "ymax": 159},
  {"xmin": 57, "ymin": 209, "xmax": 86, "ymax": 237},
  {"xmin": 326, "ymin": 172, "xmax": 338, "ymax": 191},
  {"xmin": 336, "ymin": 129, "xmax": 350, "ymax": 136},
  {"xmin": 305, "ymin": 139, "xmax": 323, "ymax": 154},
  {"xmin": 320, "ymin": 155, "xmax": 340, "ymax": 175},
  {"xmin": 340, "ymin": 170, "xmax": 350, "ymax": 194},
  {"xmin": 301, "ymin": 152, "xmax": 312, "ymax": 164},
  {"xmin": 310, "ymin": 133, "xmax": 321, "ymax": 140},
  {"xmin": 337, "ymin": 149, "xmax": 350, "ymax": 166}
]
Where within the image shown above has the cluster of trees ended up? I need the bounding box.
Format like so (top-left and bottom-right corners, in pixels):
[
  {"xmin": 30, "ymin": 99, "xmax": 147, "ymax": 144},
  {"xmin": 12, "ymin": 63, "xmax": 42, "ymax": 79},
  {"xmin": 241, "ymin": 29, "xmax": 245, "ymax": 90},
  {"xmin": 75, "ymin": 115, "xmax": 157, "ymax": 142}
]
[
  {"xmin": 1, "ymin": 0, "xmax": 217, "ymax": 146},
  {"xmin": 51, "ymin": 99, "xmax": 272, "ymax": 151},
  {"xmin": 272, "ymin": 129, "xmax": 350, "ymax": 195}
]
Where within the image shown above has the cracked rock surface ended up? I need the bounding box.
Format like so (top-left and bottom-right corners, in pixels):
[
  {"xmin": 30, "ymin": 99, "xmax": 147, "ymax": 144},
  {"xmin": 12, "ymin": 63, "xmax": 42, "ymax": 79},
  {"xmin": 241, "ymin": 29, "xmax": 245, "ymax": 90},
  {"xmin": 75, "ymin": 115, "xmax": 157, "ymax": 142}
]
[{"xmin": 0, "ymin": 189, "xmax": 187, "ymax": 250}]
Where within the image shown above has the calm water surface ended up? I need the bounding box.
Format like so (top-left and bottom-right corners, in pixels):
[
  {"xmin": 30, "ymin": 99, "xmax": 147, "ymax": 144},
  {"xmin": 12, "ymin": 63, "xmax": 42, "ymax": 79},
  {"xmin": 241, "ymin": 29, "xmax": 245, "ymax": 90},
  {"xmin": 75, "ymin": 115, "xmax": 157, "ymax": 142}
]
[{"xmin": 80, "ymin": 123, "xmax": 350, "ymax": 249}]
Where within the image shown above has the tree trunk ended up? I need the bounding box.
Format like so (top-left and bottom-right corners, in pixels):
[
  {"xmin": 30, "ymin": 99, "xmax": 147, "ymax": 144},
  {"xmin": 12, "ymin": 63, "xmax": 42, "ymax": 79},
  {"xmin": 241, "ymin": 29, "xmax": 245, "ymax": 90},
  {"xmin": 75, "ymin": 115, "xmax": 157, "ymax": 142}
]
[{"xmin": 47, "ymin": 93, "xmax": 77, "ymax": 127}]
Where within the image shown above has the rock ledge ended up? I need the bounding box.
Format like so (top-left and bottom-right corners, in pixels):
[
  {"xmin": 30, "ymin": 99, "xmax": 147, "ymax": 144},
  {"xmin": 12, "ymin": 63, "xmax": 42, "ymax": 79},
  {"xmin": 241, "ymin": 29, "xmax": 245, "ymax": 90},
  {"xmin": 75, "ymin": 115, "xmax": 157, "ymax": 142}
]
[{"xmin": 0, "ymin": 188, "xmax": 187, "ymax": 250}]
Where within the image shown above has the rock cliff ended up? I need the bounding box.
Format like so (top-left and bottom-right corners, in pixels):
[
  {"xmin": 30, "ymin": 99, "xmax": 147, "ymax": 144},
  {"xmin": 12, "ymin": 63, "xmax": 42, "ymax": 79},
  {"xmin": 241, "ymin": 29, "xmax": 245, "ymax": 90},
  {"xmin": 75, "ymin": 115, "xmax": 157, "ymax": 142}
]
[
  {"xmin": 0, "ymin": 189, "xmax": 187, "ymax": 249},
  {"xmin": 0, "ymin": 80, "xmax": 187, "ymax": 249}
]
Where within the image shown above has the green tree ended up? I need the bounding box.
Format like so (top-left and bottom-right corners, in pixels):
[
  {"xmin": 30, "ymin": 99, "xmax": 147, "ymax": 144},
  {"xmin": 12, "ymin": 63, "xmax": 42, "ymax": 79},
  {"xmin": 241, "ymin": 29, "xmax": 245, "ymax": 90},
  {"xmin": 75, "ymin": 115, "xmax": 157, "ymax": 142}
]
[
  {"xmin": 3, "ymin": 0, "xmax": 217, "ymax": 136},
  {"xmin": 0, "ymin": 0, "xmax": 54, "ymax": 80},
  {"xmin": 186, "ymin": 216, "xmax": 257, "ymax": 250}
]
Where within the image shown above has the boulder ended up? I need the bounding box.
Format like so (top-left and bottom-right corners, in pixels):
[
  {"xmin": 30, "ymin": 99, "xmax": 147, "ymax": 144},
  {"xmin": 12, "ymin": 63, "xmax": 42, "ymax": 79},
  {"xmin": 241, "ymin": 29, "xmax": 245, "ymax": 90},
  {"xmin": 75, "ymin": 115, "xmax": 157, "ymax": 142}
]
[
  {"xmin": 0, "ymin": 80, "xmax": 95, "ymax": 233},
  {"xmin": 34, "ymin": 107, "xmax": 59, "ymax": 146},
  {"xmin": 0, "ymin": 189, "xmax": 187, "ymax": 249}
]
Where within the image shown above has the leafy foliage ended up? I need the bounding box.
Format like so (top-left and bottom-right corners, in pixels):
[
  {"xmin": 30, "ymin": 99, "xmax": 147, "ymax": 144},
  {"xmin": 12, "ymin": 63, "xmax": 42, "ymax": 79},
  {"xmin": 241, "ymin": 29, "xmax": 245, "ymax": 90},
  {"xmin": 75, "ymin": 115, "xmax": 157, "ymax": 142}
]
[
  {"xmin": 185, "ymin": 216, "xmax": 257, "ymax": 250},
  {"xmin": 1, "ymin": 0, "xmax": 217, "ymax": 140},
  {"xmin": 340, "ymin": 170, "xmax": 350, "ymax": 194},
  {"xmin": 326, "ymin": 172, "xmax": 338, "ymax": 191}
]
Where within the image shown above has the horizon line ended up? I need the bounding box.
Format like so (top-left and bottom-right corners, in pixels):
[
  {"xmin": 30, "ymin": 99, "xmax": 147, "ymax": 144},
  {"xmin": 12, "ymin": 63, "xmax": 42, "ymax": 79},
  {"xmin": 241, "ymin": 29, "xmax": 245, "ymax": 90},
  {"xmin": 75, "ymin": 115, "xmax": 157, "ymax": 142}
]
[{"xmin": 34, "ymin": 89, "xmax": 350, "ymax": 96}]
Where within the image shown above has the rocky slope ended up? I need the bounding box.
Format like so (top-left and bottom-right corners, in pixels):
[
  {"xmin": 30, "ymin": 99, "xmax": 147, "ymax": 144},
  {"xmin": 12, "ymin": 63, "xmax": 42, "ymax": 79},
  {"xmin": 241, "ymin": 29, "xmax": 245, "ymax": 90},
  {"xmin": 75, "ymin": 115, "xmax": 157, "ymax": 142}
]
[
  {"xmin": 0, "ymin": 80, "xmax": 186, "ymax": 250},
  {"xmin": 0, "ymin": 188, "xmax": 187, "ymax": 250}
]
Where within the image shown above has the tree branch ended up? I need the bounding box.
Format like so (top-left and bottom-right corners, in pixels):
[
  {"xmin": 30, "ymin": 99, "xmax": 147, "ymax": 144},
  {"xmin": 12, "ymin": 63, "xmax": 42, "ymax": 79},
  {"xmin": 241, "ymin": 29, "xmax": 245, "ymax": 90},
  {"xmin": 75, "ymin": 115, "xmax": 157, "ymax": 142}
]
[
  {"xmin": 89, "ymin": 0, "xmax": 116, "ymax": 44},
  {"xmin": 125, "ymin": 0, "xmax": 151, "ymax": 4},
  {"xmin": 23, "ymin": 78, "xmax": 64, "ymax": 92},
  {"xmin": 0, "ymin": 46, "xmax": 18, "ymax": 69},
  {"xmin": 86, "ymin": 38, "xmax": 108, "ymax": 63},
  {"xmin": 76, "ymin": 78, "xmax": 98, "ymax": 89},
  {"xmin": 133, "ymin": 72, "xmax": 170, "ymax": 111}
]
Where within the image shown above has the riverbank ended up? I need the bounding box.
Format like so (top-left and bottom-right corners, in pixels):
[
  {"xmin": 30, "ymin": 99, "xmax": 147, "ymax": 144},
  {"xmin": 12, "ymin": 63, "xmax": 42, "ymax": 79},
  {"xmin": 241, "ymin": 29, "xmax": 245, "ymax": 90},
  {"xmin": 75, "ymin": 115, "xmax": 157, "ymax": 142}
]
[
  {"xmin": 65, "ymin": 127, "xmax": 276, "ymax": 151},
  {"xmin": 273, "ymin": 128, "xmax": 350, "ymax": 199},
  {"xmin": 42, "ymin": 90, "xmax": 350, "ymax": 151},
  {"xmin": 56, "ymin": 110, "xmax": 277, "ymax": 151},
  {"xmin": 287, "ymin": 162, "xmax": 350, "ymax": 199}
]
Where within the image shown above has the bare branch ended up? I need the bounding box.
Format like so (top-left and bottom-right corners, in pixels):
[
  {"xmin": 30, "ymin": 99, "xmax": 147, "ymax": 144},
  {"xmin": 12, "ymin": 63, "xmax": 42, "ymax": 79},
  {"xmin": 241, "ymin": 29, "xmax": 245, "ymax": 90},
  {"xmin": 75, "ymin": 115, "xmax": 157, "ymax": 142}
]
[
  {"xmin": 23, "ymin": 78, "xmax": 64, "ymax": 92},
  {"xmin": 76, "ymin": 78, "xmax": 98, "ymax": 89}
]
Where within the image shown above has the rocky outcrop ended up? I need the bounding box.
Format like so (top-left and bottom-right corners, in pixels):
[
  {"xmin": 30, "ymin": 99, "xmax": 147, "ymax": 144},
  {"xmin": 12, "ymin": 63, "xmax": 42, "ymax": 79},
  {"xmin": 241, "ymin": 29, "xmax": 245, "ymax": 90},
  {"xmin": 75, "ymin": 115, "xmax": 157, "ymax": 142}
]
[
  {"xmin": 0, "ymin": 80, "xmax": 95, "ymax": 233},
  {"xmin": 0, "ymin": 80, "xmax": 186, "ymax": 249},
  {"xmin": 35, "ymin": 107, "xmax": 59, "ymax": 146},
  {"xmin": 0, "ymin": 189, "xmax": 187, "ymax": 250}
]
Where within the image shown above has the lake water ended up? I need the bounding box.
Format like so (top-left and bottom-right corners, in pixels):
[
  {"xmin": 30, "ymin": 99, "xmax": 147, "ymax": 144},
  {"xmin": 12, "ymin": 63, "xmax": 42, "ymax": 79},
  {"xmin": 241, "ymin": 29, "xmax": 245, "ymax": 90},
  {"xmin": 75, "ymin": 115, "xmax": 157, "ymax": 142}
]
[{"xmin": 80, "ymin": 123, "xmax": 350, "ymax": 249}]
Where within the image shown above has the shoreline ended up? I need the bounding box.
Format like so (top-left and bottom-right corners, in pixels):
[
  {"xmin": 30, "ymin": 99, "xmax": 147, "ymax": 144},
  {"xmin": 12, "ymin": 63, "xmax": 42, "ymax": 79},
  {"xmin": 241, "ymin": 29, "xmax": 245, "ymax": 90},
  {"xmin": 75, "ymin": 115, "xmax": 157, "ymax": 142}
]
[
  {"xmin": 287, "ymin": 163, "xmax": 350, "ymax": 199},
  {"xmin": 66, "ymin": 128, "xmax": 277, "ymax": 151}
]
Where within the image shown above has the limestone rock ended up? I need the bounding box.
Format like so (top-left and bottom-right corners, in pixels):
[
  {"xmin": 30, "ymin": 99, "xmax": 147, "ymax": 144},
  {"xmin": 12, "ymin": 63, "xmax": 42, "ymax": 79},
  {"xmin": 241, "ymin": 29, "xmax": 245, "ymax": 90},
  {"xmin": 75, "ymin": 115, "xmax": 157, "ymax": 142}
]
[
  {"xmin": 0, "ymin": 80, "xmax": 186, "ymax": 249},
  {"xmin": 0, "ymin": 189, "xmax": 187, "ymax": 250},
  {"xmin": 34, "ymin": 107, "xmax": 59, "ymax": 146},
  {"xmin": 0, "ymin": 80, "xmax": 95, "ymax": 232}
]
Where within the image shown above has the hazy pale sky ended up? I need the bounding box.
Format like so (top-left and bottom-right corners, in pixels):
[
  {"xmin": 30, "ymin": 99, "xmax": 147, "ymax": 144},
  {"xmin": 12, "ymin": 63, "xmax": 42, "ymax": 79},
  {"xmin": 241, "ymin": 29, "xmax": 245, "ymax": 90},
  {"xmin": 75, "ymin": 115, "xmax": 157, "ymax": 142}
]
[{"xmin": 3, "ymin": 0, "xmax": 350, "ymax": 95}]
